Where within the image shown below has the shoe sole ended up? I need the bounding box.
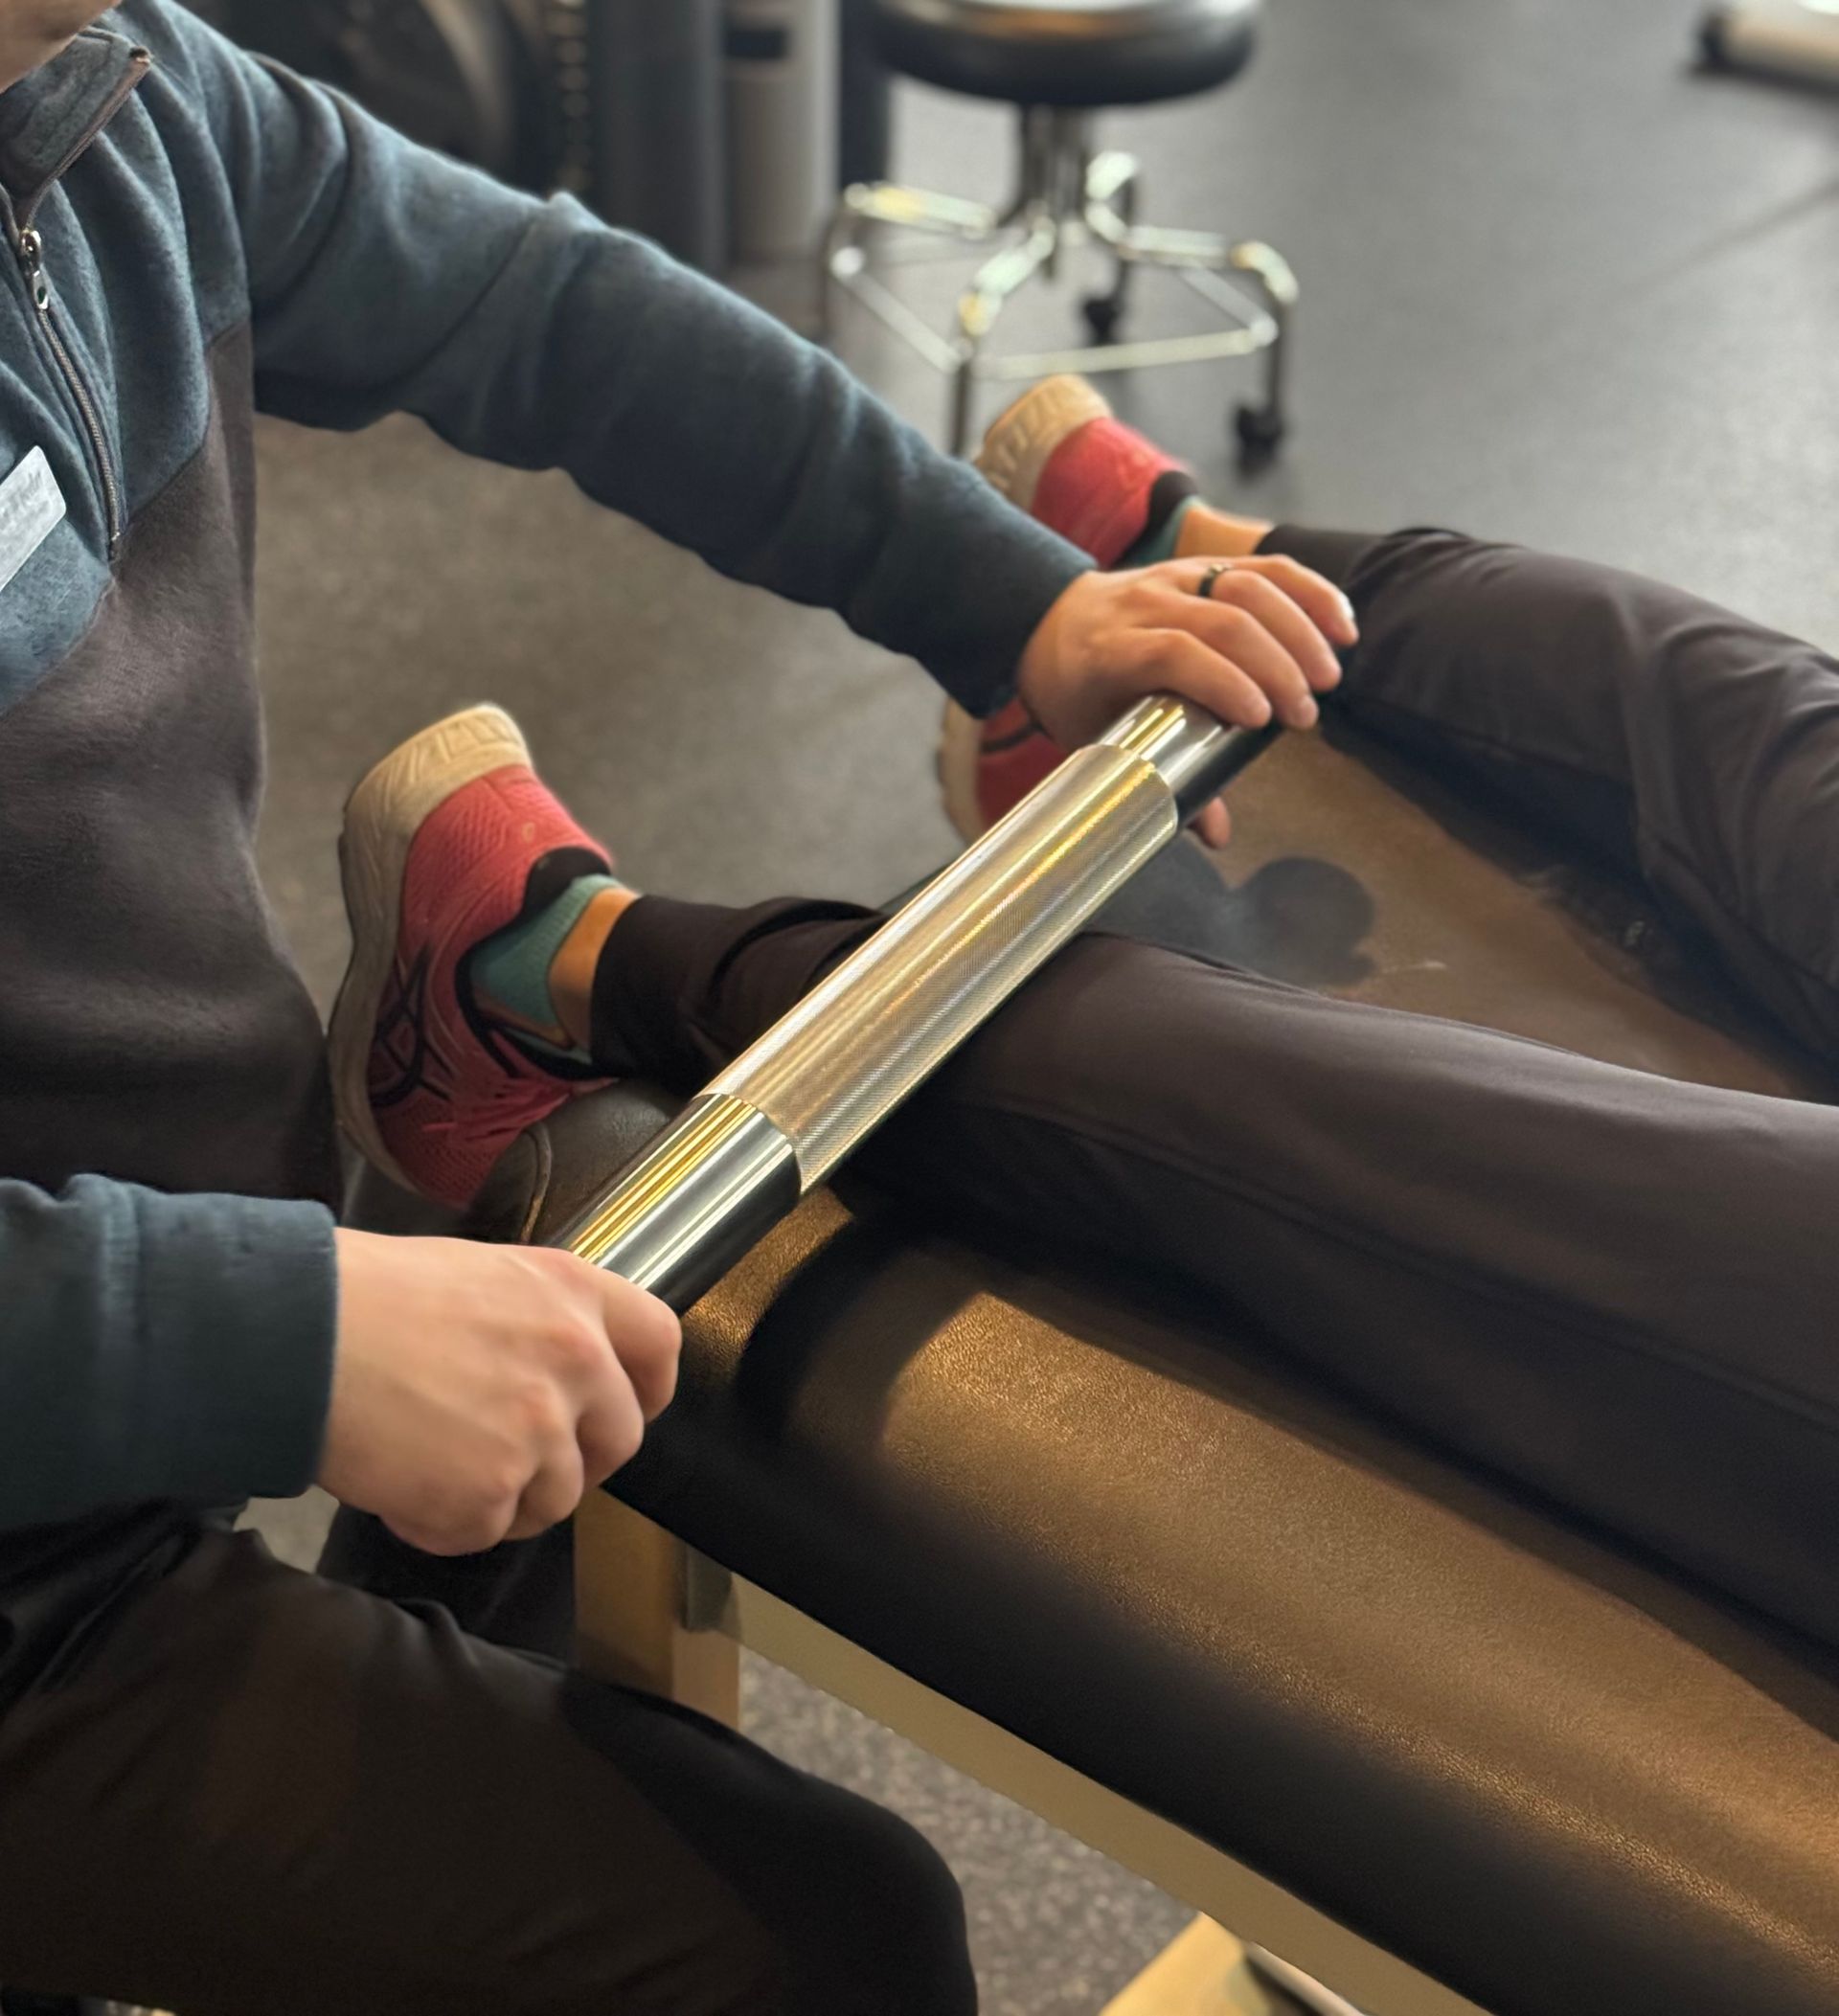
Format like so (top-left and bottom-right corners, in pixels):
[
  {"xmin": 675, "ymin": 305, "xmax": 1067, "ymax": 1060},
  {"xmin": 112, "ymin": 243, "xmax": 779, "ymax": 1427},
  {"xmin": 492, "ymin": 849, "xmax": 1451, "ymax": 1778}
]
[
  {"xmin": 936, "ymin": 701, "xmax": 989, "ymax": 845},
  {"xmin": 975, "ymin": 374, "xmax": 1113, "ymax": 511},
  {"xmin": 947, "ymin": 377, "xmax": 1111, "ymax": 843},
  {"xmin": 327, "ymin": 704, "xmax": 532, "ymax": 1192}
]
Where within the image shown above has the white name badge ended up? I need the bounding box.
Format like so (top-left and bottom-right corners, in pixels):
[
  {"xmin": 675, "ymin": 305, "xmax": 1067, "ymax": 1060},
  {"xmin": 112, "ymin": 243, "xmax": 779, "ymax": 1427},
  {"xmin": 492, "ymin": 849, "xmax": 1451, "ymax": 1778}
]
[{"xmin": 0, "ymin": 447, "xmax": 67, "ymax": 596}]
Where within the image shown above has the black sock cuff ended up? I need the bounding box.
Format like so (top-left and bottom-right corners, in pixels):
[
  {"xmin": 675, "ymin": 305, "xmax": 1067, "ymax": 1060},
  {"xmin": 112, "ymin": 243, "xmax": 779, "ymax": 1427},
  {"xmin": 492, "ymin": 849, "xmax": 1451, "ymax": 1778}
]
[
  {"xmin": 588, "ymin": 894, "xmax": 883, "ymax": 1089},
  {"xmin": 1257, "ymin": 525, "xmax": 1379, "ymax": 587},
  {"xmin": 1141, "ymin": 467, "xmax": 1200, "ymax": 552},
  {"xmin": 588, "ymin": 895, "xmax": 723, "ymax": 1084}
]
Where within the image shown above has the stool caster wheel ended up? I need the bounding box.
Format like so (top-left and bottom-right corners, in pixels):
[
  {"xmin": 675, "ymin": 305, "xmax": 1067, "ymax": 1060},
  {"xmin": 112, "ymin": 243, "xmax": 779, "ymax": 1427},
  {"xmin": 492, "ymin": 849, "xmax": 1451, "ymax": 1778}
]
[
  {"xmin": 1234, "ymin": 402, "xmax": 1285, "ymax": 456},
  {"xmin": 1081, "ymin": 294, "xmax": 1124, "ymax": 342}
]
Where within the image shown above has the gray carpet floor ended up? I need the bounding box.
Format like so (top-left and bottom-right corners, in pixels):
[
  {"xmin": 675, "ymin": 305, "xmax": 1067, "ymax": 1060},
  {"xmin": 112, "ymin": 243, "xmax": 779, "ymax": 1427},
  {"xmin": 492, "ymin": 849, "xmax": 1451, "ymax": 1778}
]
[{"xmin": 242, "ymin": 1, "xmax": 1839, "ymax": 2007}]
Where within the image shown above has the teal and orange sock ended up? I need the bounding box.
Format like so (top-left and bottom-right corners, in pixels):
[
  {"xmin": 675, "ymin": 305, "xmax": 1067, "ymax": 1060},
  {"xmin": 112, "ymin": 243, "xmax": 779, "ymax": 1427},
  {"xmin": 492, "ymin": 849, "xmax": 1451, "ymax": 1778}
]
[
  {"xmin": 470, "ymin": 872, "xmax": 627, "ymax": 1066},
  {"xmin": 1119, "ymin": 491, "xmax": 1201, "ymax": 569}
]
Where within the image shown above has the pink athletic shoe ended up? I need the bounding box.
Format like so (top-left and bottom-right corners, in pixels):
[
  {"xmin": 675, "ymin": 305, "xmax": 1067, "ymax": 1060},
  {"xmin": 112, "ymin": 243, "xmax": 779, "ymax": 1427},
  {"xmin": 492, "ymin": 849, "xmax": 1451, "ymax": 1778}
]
[
  {"xmin": 329, "ymin": 705, "xmax": 611, "ymax": 1210},
  {"xmin": 941, "ymin": 377, "xmax": 1192, "ymax": 840},
  {"xmin": 936, "ymin": 695, "xmax": 1067, "ymax": 845}
]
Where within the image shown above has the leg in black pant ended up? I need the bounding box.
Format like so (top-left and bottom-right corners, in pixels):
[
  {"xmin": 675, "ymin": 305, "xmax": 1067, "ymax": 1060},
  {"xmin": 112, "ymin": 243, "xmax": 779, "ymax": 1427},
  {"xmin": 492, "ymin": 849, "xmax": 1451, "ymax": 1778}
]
[
  {"xmin": 0, "ymin": 1517, "xmax": 975, "ymax": 2015},
  {"xmin": 583, "ymin": 531, "xmax": 1839, "ymax": 1648},
  {"xmin": 1270, "ymin": 524, "xmax": 1839, "ymax": 1053}
]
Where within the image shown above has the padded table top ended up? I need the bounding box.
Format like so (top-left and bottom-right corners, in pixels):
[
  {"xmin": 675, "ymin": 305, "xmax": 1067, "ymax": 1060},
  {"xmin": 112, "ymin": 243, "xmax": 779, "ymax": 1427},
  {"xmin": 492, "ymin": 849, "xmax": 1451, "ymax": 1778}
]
[{"xmin": 485, "ymin": 724, "xmax": 1839, "ymax": 2016}]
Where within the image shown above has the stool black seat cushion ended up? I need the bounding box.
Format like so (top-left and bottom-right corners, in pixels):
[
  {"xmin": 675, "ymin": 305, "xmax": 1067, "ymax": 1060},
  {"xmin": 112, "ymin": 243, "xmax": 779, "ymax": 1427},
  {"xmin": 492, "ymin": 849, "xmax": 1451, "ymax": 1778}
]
[{"xmin": 869, "ymin": 0, "xmax": 1260, "ymax": 108}]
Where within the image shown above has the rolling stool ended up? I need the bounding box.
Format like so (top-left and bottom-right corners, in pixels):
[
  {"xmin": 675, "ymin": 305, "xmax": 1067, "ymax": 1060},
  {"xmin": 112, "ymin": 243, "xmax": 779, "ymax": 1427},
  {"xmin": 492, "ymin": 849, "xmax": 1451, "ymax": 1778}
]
[{"xmin": 821, "ymin": 0, "xmax": 1296, "ymax": 455}]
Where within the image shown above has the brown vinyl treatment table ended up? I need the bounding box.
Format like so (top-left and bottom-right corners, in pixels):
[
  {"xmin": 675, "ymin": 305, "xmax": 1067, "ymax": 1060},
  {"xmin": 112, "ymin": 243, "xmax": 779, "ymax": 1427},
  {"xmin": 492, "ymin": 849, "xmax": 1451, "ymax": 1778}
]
[{"xmin": 411, "ymin": 715, "xmax": 1839, "ymax": 2016}]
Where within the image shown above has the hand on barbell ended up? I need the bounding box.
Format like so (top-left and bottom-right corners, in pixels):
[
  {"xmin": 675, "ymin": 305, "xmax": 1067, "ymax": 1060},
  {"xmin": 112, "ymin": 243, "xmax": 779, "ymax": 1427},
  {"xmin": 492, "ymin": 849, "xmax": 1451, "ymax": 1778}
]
[
  {"xmin": 321, "ymin": 1231, "xmax": 681, "ymax": 1555},
  {"xmin": 1015, "ymin": 555, "xmax": 1356, "ymax": 847}
]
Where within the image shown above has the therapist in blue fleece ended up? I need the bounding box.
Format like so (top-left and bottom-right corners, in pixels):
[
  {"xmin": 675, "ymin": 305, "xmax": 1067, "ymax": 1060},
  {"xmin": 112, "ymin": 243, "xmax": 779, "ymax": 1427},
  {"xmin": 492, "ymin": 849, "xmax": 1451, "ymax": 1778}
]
[{"xmin": 0, "ymin": 5, "xmax": 1348, "ymax": 2008}]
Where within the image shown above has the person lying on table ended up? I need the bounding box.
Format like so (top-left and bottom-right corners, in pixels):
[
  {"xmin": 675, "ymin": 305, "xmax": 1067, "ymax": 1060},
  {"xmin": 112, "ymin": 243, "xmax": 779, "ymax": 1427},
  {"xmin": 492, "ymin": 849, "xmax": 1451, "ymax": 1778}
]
[{"xmin": 334, "ymin": 377, "xmax": 1839, "ymax": 1710}]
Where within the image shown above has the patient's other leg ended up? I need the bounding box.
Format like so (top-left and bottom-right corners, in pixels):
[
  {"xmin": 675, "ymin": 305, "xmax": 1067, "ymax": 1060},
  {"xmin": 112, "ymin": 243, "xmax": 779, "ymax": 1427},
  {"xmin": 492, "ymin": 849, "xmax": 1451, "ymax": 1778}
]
[{"xmin": 969, "ymin": 376, "xmax": 1839, "ymax": 1060}]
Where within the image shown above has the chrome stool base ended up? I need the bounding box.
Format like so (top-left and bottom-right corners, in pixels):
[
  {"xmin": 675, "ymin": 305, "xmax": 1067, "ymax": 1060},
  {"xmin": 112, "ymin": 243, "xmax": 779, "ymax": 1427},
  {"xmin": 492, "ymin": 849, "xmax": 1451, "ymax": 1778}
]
[{"xmin": 820, "ymin": 106, "xmax": 1295, "ymax": 457}]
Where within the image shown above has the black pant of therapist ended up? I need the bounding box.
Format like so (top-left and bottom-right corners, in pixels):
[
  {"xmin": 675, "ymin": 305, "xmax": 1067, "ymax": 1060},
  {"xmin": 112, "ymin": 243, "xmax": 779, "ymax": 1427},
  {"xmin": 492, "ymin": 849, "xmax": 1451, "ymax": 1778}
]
[{"xmin": 5, "ymin": 525, "xmax": 1838, "ymax": 2012}]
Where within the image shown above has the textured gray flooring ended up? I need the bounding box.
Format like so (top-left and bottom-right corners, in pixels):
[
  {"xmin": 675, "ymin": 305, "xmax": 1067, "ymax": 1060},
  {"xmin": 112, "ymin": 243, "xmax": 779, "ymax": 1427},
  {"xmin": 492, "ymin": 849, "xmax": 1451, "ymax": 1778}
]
[{"xmin": 242, "ymin": 3, "xmax": 1838, "ymax": 2008}]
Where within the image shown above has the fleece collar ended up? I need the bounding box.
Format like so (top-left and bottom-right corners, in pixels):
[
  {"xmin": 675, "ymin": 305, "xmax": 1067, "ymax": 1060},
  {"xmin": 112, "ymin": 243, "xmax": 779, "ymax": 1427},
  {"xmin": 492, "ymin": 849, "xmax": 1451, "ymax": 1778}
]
[{"xmin": 0, "ymin": 20, "xmax": 148, "ymax": 221}]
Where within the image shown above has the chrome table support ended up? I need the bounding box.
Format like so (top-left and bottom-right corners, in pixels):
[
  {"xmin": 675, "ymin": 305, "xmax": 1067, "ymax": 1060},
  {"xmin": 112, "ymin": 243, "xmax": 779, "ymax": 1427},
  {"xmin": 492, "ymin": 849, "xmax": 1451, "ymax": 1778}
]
[{"xmin": 559, "ymin": 695, "xmax": 1277, "ymax": 1310}]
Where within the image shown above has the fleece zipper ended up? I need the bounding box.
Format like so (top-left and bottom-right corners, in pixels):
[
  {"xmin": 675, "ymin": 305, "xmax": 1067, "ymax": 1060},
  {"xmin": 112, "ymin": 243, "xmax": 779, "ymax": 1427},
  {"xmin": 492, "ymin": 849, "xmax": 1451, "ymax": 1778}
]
[{"xmin": 0, "ymin": 45, "xmax": 149, "ymax": 561}]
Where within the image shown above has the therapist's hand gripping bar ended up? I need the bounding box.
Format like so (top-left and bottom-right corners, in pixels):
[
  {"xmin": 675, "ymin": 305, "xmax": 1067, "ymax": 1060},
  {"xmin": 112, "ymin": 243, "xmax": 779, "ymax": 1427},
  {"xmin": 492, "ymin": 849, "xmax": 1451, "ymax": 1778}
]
[{"xmin": 557, "ymin": 695, "xmax": 1279, "ymax": 1311}]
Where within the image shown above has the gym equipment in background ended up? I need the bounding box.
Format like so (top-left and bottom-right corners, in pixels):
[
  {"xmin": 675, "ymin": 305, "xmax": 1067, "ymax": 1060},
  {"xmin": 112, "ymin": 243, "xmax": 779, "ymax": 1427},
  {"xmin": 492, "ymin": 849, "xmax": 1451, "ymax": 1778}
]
[
  {"xmin": 726, "ymin": 1, "xmax": 840, "ymax": 260},
  {"xmin": 557, "ymin": 693, "xmax": 1277, "ymax": 1307},
  {"xmin": 225, "ymin": 0, "xmax": 565, "ymax": 192},
  {"xmin": 225, "ymin": 0, "xmax": 729, "ymax": 271},
  {"xmin": 1700, "ymin": 0, "xmax": 1839, "ymax": 86},
  {"xmin": 838, "ymin": 0, "xmax": 895, "ymax": 190},
  {"xmin": 583, "ymin": 0, "xmax": 728, "ymax": 273}
]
